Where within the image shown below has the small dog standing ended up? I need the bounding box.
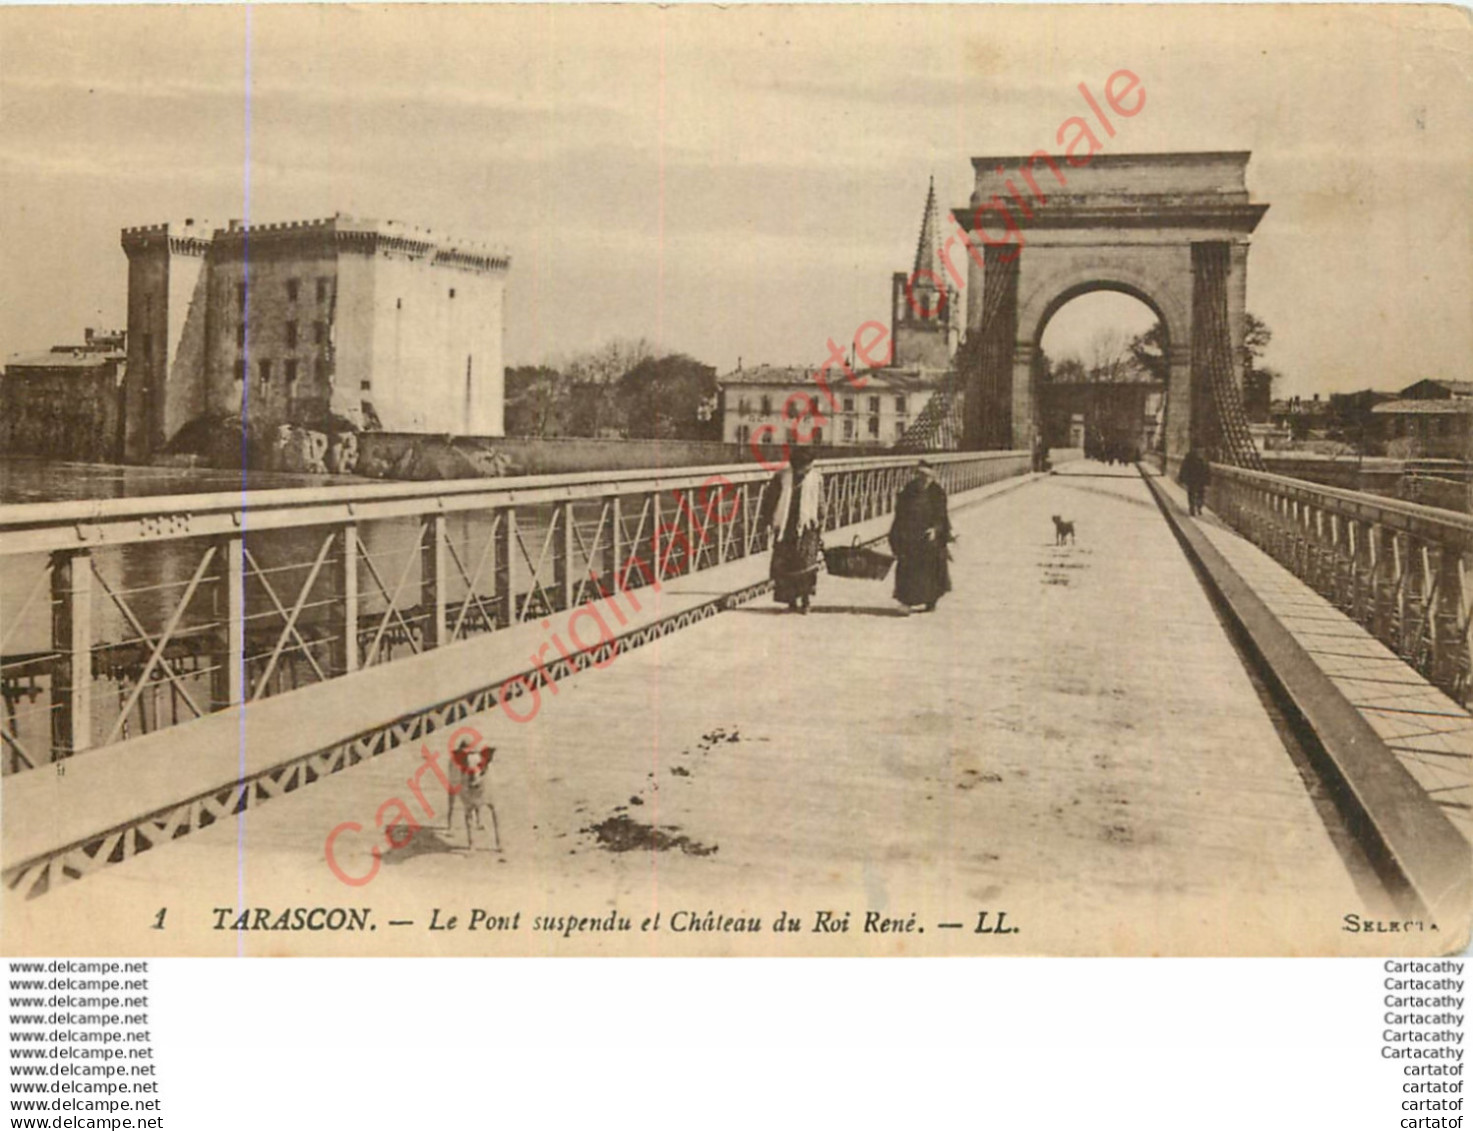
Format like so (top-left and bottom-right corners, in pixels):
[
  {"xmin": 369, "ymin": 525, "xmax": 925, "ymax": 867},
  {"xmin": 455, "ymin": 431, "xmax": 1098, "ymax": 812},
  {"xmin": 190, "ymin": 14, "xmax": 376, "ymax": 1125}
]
[
  {"xmin": 1052, "ymin": 515, "xmax": 1076, "ymax": 546},
  {"xmin": 447, "ymin": 739, "xmax": 502, "ymax": 853}
]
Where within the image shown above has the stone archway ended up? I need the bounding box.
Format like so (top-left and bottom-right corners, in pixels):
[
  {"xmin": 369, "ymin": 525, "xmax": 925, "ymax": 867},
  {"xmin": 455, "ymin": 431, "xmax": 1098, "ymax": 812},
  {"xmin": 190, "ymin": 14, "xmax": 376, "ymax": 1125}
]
[
  {"xmin": 1031, "ymin": 280, "xmax": 1172, "ymax": 456},
  {"xmin": 953, "ymin": 152, "xmax": 1267, "ymax": 467}
]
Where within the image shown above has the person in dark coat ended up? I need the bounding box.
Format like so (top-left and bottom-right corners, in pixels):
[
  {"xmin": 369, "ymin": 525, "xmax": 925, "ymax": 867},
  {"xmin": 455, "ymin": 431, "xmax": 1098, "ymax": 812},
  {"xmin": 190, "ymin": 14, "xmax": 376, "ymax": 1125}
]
[
  {"xmin": 759, "ymin": 446, "xmax": 824, "ymax": 613},
  {"xmin": 888, "ymin": 460, "xmax": 952, "ymax": 613},
  {"xmin": 1180, "ymin": 447, "xmax": 1211, "ymax": 516},
  {"xmin": 1032, "ymin": 434, "xmax": 1050, "ymax": 474}
]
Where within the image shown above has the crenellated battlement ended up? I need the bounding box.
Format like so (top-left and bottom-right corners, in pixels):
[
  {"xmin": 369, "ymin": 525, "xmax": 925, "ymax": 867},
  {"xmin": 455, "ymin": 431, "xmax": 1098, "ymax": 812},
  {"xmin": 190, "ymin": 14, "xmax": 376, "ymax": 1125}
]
[
  {"xmin": 124, "ymin": 214, "xmax": 509, "ymax": 270},
  {"xmin": 120, "ymin": 218, "xmax": 217, "ymax": 257},
  {"xmin": 433, "ymin": 247, "xmax": 512, "ymax": 274},
  {"xmin": 204, "ymin": 213, "xmax": 509, "ymax": 271},
  {"xmin": 222, "ymin": 216, "xmax": 338, "ymax": 236}
]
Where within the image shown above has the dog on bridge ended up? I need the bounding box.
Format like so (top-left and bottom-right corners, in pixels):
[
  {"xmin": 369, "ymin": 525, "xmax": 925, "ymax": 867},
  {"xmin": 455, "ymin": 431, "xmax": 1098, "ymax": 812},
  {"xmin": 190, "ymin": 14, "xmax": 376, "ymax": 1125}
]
[
  {"xmin": 1051, "ymin": 515, "xmax": 1077, "ymax": 546},
  {"xmin": 447, "ymin": 738, "xmax": 503, "ymax": 854}
]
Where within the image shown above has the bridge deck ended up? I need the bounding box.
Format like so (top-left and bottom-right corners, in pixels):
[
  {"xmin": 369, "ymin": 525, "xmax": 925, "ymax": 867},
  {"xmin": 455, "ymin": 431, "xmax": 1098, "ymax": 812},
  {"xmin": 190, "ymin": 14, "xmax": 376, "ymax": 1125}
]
[
  {"xmin": 1164, "ymin": 475, "xmax": 1473, "ymax": 841},
  {"xmin": 3, "ymin": 463, "xmax": 1406, "ymax": 956}
]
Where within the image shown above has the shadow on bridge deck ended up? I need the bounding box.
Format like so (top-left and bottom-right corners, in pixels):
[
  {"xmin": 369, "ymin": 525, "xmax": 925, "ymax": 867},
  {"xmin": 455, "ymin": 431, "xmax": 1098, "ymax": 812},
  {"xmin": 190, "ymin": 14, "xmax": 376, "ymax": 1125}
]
[{"xmin": 3, "ymin": 461, "xmax": 1437, "ymax": 956}]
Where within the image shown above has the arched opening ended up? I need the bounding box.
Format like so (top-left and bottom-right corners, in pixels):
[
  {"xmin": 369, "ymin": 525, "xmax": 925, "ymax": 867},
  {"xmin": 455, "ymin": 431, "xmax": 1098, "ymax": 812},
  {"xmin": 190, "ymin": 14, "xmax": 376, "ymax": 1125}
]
[{"xmin": 1035, "ymin": 287, "xmax": 1169, "ymax": 463}]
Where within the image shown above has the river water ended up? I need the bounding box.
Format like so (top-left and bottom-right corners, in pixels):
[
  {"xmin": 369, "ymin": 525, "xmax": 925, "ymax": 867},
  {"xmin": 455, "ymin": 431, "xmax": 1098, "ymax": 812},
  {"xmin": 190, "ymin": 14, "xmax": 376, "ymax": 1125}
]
[
  {"xmin": 1, "ymin": 460, "xmax": 392, "ymax": 757},
  {"xmin": 1, "ymin": 456, "xmax": 382, "ymax": 655},
  {"xmin": 0, "ymin": 457, "xmax": 362, "ymax": 505}
]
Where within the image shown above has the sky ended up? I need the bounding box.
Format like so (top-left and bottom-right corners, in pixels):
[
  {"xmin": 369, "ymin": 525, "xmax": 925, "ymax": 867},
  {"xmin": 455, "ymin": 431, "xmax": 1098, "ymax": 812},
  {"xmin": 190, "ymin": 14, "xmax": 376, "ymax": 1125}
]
[{"xmin": 1, "ymin": 4, "xmax": 1469, "ymax": 397}]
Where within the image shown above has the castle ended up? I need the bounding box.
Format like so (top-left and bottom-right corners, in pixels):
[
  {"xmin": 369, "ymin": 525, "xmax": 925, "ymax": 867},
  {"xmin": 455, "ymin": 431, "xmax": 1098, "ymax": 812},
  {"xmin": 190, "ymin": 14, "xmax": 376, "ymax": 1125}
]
[{"xmin": 119, "ymin": 215, "xmax": 511, "ymax": 462}]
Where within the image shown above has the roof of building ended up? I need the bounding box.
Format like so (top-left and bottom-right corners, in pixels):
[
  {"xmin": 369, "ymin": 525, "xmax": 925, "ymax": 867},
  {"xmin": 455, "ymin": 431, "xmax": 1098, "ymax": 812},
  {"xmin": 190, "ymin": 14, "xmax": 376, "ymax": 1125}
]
[
  {"xmin": 718, "ymin": 363, "xmax": 949, "ymax": 393},
  {"xmin": 718, "ymin": 364, "xmax": 810, "ymax": 387},
  {"xmin": 1371, "ymin": 398, "xmax": 1473, "ymax": 415},
  {"xmin": 5, "ymin": 347, "xmax": 125, "ymax": 371},
  {"xmin": 1399, "ymin": 379, "xmax": 1473, "ymax": 398}
]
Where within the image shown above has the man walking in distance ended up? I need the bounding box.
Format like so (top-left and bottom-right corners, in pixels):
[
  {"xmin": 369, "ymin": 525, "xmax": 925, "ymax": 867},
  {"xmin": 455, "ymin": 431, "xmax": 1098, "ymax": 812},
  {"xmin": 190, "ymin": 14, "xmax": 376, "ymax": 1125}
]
[{"xmin": 1180, "ymin": 447, "xmax": 1211, "ymax": 517}]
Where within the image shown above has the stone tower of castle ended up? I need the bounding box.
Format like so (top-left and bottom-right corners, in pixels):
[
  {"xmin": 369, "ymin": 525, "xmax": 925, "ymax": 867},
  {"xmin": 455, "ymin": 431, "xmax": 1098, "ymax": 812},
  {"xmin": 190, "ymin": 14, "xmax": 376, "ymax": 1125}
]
[
  {"xmin": 120, "ymin": 219, "xmax": 215, "ymax": 462},
  {"xmin": 119, "ymin": 215, "xmax": 511, "ymax": 461}
]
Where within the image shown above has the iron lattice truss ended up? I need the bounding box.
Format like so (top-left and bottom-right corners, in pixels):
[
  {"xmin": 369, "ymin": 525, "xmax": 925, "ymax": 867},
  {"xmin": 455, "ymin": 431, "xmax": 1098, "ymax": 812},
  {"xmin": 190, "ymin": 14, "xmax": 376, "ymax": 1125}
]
[
  {"xmin": 895, "ymin": 245, "xmax": 1017, "ymax": 454},
  {"xmin": 894, "ymin": 368, "xmax": 967, "ymax": 452},
  {"xmin": 1192, "ymin": 243, "xmax": 1265, "ymax": 471}
]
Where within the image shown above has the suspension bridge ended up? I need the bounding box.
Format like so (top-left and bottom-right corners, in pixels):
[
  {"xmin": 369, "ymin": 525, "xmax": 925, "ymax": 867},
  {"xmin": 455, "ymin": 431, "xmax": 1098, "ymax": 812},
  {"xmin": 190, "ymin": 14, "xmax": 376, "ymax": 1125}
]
[
  {"xmin": 2, "ymin": 148, "xmax": 1469, "ymax": 955},
  {"xmin": 1, "ymin": 451, "xmax": 1469, "ymax": 955}
]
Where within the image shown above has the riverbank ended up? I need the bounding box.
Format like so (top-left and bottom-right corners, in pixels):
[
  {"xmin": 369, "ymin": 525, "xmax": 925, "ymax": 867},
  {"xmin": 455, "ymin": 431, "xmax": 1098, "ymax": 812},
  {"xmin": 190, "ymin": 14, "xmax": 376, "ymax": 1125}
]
[{"xmin": 0, "ymin": 435, "xmax": 900, "ymax": 502}]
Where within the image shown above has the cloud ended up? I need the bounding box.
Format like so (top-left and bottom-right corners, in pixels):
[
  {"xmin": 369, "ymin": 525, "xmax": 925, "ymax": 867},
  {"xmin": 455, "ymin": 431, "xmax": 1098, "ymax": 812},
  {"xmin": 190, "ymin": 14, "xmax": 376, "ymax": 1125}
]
[
  {"xmin": 0, "ymin": 145, "xmax": 242, "ymax": 189},
  {"xmin": 1, "ymin": 3, "xmax": 1468, "ymax": 389}
]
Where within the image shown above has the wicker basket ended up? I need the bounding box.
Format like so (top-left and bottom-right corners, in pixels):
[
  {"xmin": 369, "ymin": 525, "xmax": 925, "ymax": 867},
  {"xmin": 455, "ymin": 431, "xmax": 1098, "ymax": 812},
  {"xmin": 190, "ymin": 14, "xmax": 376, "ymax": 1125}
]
[{"xmin": 823, "ymin": 536, "xmax": 894, "ymax": 580}]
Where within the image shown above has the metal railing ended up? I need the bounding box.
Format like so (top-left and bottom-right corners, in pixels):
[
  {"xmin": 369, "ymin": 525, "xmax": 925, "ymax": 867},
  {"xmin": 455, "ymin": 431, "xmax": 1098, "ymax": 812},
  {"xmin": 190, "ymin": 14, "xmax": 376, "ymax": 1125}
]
[
  {"xmin": 1208, "ymin": 463, "xmax": 1473, "ymax": 706},
  {"xmin": 0, "ymin": 450, "xmax": 1029, "ymax": 771}
]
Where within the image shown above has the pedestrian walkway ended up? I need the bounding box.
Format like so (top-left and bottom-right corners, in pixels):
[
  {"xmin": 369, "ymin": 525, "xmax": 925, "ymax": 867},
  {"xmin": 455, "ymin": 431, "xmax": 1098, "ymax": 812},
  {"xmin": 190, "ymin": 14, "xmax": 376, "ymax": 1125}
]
[
  {"xmin": 1155, "ymin": 472, "xmax": 1473, "ymax": 843},
  {"xmin": 2, "ymin": 462, "xmax": 1393, "ymax": 956}
]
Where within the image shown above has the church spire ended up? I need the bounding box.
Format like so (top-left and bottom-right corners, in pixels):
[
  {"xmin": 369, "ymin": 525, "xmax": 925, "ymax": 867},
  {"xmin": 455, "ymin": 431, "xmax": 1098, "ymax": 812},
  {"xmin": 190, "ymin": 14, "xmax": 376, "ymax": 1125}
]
[
  {"xmin": 890, "ymin": 176, "xmax": 957, "ymax": 371},
  {"xmin": 912, "ymin": 175, "xmax": 942, "ymax": 279}
]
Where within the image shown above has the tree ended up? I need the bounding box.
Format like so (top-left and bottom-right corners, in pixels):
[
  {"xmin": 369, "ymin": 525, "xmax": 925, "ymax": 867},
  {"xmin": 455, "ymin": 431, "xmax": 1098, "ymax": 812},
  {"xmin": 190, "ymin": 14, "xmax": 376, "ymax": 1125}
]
[
  {"xmin": 1127, "ymin": 321, "xmax": 1170, "ymax": 386},
  {"xmin": 1240, "ymin": 313, "xmax": 1276, "ymax": 423},
  {"xmin": 1087, "ymin": 327, "xmax": 1140, "ymax": 383},
  {"xmin": 1241, "ymin": 313, "xmax": 1272, "ymax": 371},
  {"xmin": 1242, "ymin": 366, "xmax": 1279, "ymax": 424},
  {"xmin": 1050, "ymin": 356, "xmax": 1088, "ymax": 384},
  {"xmin": 507, "ymin": 341, "xmax": 722, "ymax": 441},
  {"xmin": 563, "ymin": 338, "xmax": 654, "ymax": 437},
  {"xmin": 618, "ymin": 354, "xmax": 719, "ymax": 440},
  {"xmin": 504, "ymin": 365, "xmax": 569, "ymax": 438}
]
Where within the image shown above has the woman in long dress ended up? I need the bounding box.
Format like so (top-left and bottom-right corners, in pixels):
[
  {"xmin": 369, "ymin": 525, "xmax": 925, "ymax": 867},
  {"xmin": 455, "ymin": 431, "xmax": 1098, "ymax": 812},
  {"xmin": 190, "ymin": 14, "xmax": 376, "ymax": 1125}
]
[
  {"xmin": 888, "ymin": 460, "xmax": 952, "ymax": 613},
  {"xmin": 759, "ymin": 447, "xmax": 824, "ymax": 613}
]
